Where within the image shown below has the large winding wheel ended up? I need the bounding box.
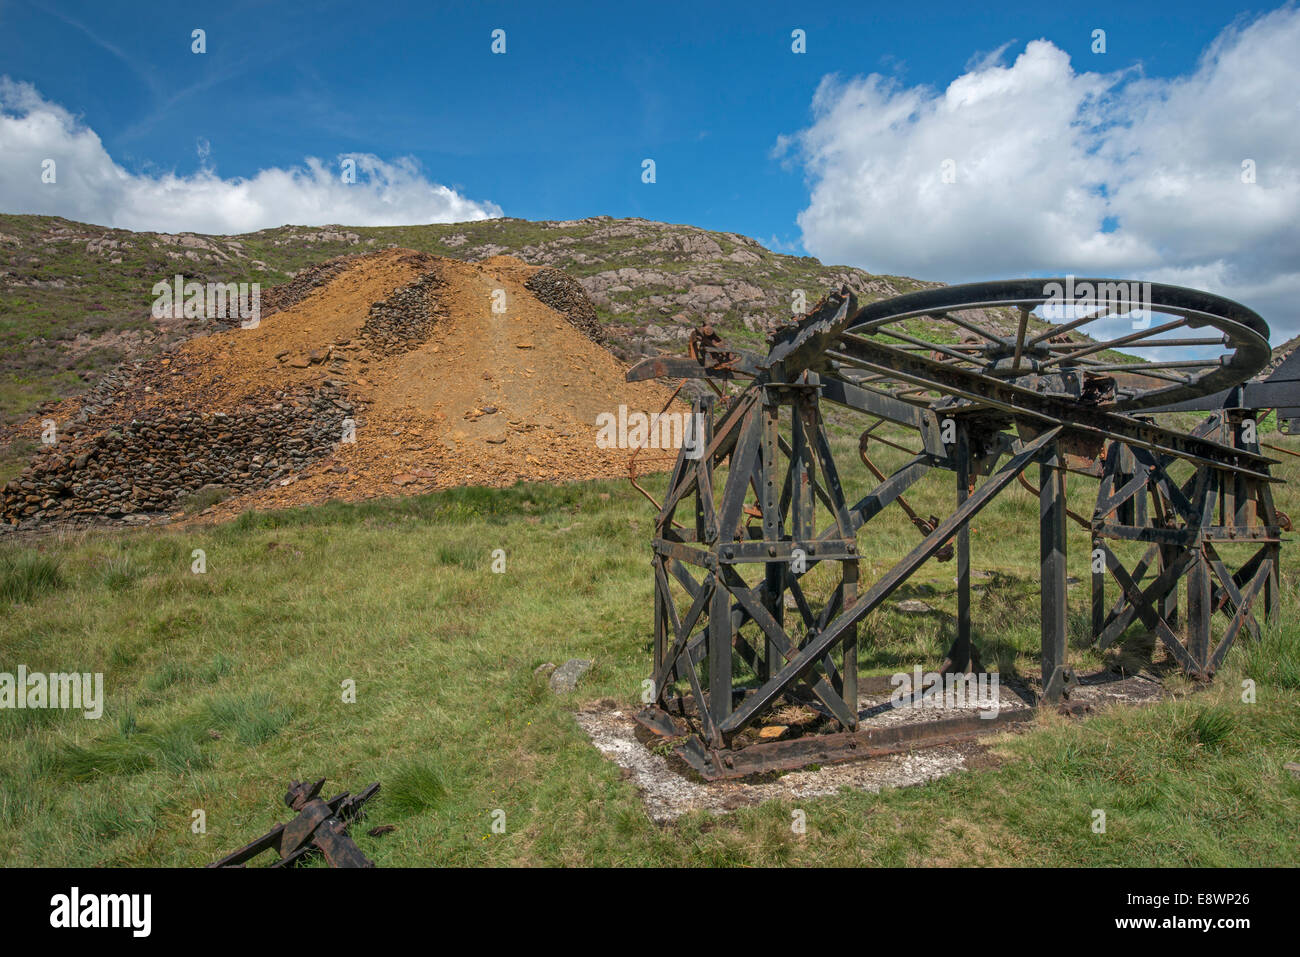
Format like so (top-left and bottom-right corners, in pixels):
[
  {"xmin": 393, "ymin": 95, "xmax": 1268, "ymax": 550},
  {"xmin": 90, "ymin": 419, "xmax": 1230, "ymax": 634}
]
[{"xmin": 628, "ymin": 279, "xmax": 1279, "ymax": 779}]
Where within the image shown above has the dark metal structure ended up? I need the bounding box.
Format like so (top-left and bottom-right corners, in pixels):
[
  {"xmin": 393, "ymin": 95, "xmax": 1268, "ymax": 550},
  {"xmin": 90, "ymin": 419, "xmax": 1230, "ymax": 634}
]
[
  {"xmin": 627, "ymin": 279, "xmax": 1290, "ymax": 779},
  {"xmin": 209, "ymin": 777, "xmax": 380, "ymax": 867}
]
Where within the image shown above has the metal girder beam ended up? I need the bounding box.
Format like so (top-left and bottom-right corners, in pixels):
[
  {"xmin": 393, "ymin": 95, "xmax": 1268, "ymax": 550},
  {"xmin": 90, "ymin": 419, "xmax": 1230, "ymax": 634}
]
[
  {"xmin": 1098, "ymin": 542, "xmax": 1201, "ymax": 674},
  {"xmin": 674, "ymin": 707, "xmax": 1035, "ymax": 780},
  {"xmin": 625, "ymin": 350, "xmax": 764, "ymax": 382},
  {"xmin": 1208, "ymin": 559, "xmax": 1272, "ymax": 673},
  {"xmin": 1204, "ymin": 543, "xmax": 1262, "ymax": 643},
  {"xmin": 825, "ymin": 335, "xmax": 1276, "ymax": 479},
  {"xmin": 943, "ymin": 421, "xmax": 975, "ymax": 672},
  {"xmin": 721, "ymin": 566, "xmax": 856, "ymax": 730},
  {"xmin": 1040, "ymin": 442, "xmax": 1071, "ymax": 700},
  {"xmin": 842, "ymin": 454, "xmax": 934, "ymax": 535},
  {"xmin": 818, "ymin": 374, "xmax": 946, "ymax": 455},
  {"xmin": 1095, "ymin": 543, "xmax": 1197, "ymax": 651}
]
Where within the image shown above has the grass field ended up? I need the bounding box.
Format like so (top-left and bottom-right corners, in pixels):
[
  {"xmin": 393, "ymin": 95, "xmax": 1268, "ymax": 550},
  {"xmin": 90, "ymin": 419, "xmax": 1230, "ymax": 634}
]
[{"xmin": 1, "ymin": 420, "xmax": 1298, "ymax": 867}]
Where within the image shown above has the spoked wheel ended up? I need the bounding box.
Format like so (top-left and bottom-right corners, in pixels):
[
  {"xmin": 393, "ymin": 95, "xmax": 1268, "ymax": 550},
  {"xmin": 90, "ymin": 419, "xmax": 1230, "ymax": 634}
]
[{"xmin": 819, "ymin": 279, "xmax": 1271, "ymax": 413}]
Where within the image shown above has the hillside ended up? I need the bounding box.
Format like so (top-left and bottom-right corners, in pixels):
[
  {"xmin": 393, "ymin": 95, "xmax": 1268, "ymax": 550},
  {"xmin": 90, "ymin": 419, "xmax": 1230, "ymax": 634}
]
[
  {"xmin": 5, "ymin": 213, "xmax": 1294, "ymax": 497},
  {"xmin": 0, "ymin": 214, "xmax": 932, "ymax": 429},
  {"xmin": 1, "ymin": 248, "xmax": 678, "ymax": 527}
]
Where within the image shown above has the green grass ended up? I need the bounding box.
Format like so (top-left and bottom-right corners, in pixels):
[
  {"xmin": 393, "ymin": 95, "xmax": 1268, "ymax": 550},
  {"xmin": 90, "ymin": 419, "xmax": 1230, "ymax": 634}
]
[
  {"xmin": 94, "ymin": 553, "xmax": 140, "ymax": 592},
  {"xmin": 0, "ymin": 548, "xmax": 65, "ymax": 603},
  {"xmin": 207, "ymin": 692, "xmax": 294, "ymax": 746},
  {"xmin": 385, "ymin": 758, "xmax": 450, "ymax": 817},
  {"xmin": 0, "ymin": 423, "xmax": 1296, "ymax": 866}
]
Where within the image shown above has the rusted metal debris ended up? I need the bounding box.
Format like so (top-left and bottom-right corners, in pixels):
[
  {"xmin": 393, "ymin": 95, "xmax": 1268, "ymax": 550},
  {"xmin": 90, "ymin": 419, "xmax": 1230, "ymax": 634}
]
[
  {"xmin": 208, "ymin": 777, "xmax": 381, "ymax": 868},
  {"xmin": 637, "ymin": 683, "xmax": 1035, "ymax": 780}
]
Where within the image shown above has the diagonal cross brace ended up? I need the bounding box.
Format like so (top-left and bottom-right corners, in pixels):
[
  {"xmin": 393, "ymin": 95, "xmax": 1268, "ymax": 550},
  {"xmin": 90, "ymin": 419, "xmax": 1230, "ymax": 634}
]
[
  {"xmin": 720, "ymin": 427, "xmax": 1062, "ymax": 737},
  {"xmin": 721, "ymin": 566, "xmax": 857, "ymax": 729},
  {"xmin": 1208, "ymin": 558, "xmax": 1272, "ymax": 672},
  {"xmin": 1098, "ymin": 543, "xmax": 1200, "ymax": 673}
]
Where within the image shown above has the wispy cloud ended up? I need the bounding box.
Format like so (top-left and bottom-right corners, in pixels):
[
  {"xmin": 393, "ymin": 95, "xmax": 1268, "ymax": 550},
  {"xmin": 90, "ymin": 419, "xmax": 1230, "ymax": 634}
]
[
  {"xmin": 0, "ymin": 78, "xmax": 502, "ymax": 233},
  {"xmin": 42, "ymin": 6, "xmax": 165, "ymax": 99}
]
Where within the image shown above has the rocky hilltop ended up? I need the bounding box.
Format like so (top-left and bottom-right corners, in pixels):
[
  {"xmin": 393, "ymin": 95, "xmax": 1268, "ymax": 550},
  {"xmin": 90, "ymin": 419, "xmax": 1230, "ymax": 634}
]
[{"xmin": 0, "ymin": 214, "xmax": 932, "ymax": 436}]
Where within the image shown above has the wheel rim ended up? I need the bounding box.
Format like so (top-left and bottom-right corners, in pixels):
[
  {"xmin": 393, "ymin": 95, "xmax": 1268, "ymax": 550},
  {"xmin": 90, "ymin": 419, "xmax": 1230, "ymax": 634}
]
[{"xmin": 827, "ymin": 278, "xmax": 1271, "ymax": 412}]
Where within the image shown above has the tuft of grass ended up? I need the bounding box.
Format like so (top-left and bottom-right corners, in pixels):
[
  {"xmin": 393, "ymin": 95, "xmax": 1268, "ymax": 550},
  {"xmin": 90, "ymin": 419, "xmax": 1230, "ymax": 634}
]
[
  {"xmin": 56, "ymin": 739, "xmax": 155, "ymax": 781},
  {"xmin": 83, "ymin": 796, "xmax": 157, "ymax": 840},
  {"xmin": 151, "ymin": 725, "xmax": 211, "ymax": 774},
  {"xmin": 207, "ymin": 692, "xmax": 293, "ymax": 746},
  {"xmin": 118, "ymin": 706, "xmax": 139, "ymax": 739},
  {"xmin": 1188, "ymin": 705, "xmax": 1238, "ymax": 751},
  {"xmin": 384, "ymin": 758, "xmax": 448, "ymax": 817},
  {"xmin": 1232, "ymin": 623, "xmax": 1300, "ymax": 690},
  {"xmin": 54, "ymin": 714, "xmax": 214, "ymax": 783},
  {"xmin": 435, "ymin": 543, "xmax": 479, "ymax": 568},
  {"xmin": 0, "ymin": 549, "xmax": 64, "ymax": 603},
  {"xmin": 198, "ymin": 653, "xmax": 235, "ymax": 684},
  {"xmin": 96, "ymin": 555, "xmax": 139, "ymax": 591},
  {"xmin": 145, "ymin": 660, "xmax": 192, "ymax": 693}
]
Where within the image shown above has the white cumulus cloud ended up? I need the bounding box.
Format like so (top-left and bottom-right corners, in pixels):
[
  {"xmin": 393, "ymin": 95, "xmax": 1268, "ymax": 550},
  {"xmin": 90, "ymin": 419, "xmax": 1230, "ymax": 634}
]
[
  {"xmin": 0, "ymin": 78, "xmax": 502, "ymax": 234},
  {"xmin": 784, "ymin": 6, "xmax": 1300, "ymax": 342}
]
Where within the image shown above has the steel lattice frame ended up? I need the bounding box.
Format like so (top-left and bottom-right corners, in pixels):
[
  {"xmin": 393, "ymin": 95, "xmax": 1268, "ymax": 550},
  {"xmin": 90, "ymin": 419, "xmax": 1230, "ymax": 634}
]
[
  {"xmin": 1090, "ymin": 414, "xmax": 1282, "ymax": 679},
  {"xmin": 628, "ymin": 280, "xmax": 1283, "ymax": 779}
]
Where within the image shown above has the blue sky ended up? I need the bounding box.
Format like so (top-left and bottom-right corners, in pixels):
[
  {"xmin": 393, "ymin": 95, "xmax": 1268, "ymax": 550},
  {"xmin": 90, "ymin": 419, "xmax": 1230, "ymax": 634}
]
[
  {"xmin": 0, "ymin": 0, "xmax": 1270, "ymax": 242},
  {"xmin": 1, "ymin": 1, "xmax": 1297, "ymax": 338}
]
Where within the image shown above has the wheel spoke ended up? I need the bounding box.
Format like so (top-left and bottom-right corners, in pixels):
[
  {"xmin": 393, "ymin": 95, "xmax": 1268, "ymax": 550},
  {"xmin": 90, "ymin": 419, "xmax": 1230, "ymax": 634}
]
[
  {"xmin": 1083, "ymin": 360, "xmax": 1221, "ymax": 373},
  {"xmin": 843, "ymin": 329, "xmax": 983, "ymax": 367},
  {"xmin": 1010, "ymin": 305, "xmax": 1030, "ymax": 373},
  {"xmin": 1040, "ymin": 317, "xmax": 1189, "ymax": 367},
  {"xmin": 1024, "ymin": 301, "xmax": 1129, "ymax": 348}
]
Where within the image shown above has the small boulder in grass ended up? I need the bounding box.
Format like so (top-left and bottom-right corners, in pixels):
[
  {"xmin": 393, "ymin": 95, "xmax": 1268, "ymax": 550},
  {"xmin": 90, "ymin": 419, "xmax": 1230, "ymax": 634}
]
[
  {"xmin": 894, "ymin": 599, "xmax": 933, "ymax": 614},
  {"xmin": 549, "ymin": 658, "xmax": 592, "ymax": 694}
]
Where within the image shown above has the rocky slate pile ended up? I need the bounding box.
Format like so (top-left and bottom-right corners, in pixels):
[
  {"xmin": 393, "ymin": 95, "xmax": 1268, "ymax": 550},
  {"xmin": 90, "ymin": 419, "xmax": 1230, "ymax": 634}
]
[
  {"xmin": 360, "ymin": 267, "xmax": 448, "ymax": 355},
  {"xmin": 190, "ymin": 253, "xmax": 368, "ymax": 334},
  {"xmin": 1, "ymin": 387, "xmax": 351, "ymax": 524},
  {"xmin": 260, "ymin": 253, "xmax": 367, "ymax": 319},
  {"xmin": 525, "ymin": 268, "xmax": 603, "ymax": 343}
]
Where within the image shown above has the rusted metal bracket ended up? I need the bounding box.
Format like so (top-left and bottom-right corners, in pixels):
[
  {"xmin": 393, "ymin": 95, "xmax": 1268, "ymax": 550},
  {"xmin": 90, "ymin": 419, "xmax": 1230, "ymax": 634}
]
[{"xmin": 208, "ymin": 777, "xmax": 381, "ymax": 868}]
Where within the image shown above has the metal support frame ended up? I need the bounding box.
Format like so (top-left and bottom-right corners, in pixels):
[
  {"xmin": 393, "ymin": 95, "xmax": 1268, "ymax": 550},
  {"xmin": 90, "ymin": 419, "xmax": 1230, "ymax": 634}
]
[
  {"xmin": 1089, "ymin": 410, "xmax": 1280, "ymax": 678},
  {"xmin": 641, "ymin": 396, "xmax": 1284, "ymax": 777},
  {"xmin": 629, "ymin": 279, "xmax": 1288, "ymax": 779},
  {"xmin": 639, "ymin": 372, "xmax": 1067, "ymax": 777},
  {"xmin": 947, "ymin": 421, "xmax": 975, "ymax": 672}
]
